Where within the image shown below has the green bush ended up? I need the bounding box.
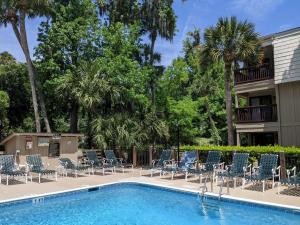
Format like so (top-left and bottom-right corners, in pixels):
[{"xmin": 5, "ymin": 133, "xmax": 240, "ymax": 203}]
[{"xmin": 180, "ymin": 145, "xmax": 300, "ymax": 154}]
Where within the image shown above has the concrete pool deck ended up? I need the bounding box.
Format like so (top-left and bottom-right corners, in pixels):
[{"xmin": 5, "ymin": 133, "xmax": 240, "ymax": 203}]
[{"xmin": 0, "ymin": 168, "xmax": 299, "ymax": 208}]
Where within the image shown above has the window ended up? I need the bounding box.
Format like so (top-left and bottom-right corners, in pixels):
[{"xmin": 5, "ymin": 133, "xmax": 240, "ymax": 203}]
[
  {"xmin": 37, "ymin": 137, "xmax": 49, "ymax": 147},
  {"xmin": 48, "ymin": 142, "xmax": 60, "ymax": 157}
]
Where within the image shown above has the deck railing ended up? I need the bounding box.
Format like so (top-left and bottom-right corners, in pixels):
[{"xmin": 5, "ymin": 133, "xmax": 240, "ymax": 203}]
[
  {"xmin": 234, "ymin": 64, "xmax": 274, "ymax": 84},
  {"xmin": 236, "ymin": 105, "xmax": 277, "ymax": 123}
]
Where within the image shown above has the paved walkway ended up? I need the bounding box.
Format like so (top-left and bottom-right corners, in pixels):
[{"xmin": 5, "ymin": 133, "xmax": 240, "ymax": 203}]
[{"xmin": 0, "ymin": 168, "xmax": 299, "ymax": 208}]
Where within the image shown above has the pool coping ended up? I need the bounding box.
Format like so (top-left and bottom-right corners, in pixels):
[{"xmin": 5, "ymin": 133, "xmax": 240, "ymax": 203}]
[{"xmin": 1, "ymin": 180, "xmax": 300, "ymax": 212}]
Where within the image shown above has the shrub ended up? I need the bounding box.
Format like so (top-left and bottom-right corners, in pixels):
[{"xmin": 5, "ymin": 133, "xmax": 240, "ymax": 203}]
[{"xmin": 180, "ymin": 145, "xmax": 300, "ymax": 154}]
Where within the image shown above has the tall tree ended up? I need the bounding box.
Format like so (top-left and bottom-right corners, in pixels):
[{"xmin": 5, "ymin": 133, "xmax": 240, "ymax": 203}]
[
  {"xmin": 0, "ymin": 0, "xmax": 52, "ymax": 132},
  {"xmin": 35, "ymin": 0, "xmax": 101, "ymax": 133},
  {"xmin": 141, "ymin": 0, "xmax": 176, "ymax": 106},
  {"xmin": 204, "ymin": 17, "xmax": 260, "ymax": 145}
]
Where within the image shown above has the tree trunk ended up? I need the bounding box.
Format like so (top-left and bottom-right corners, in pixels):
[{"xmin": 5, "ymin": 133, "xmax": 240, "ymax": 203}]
[
  {"xmin": 70, "ymin": 101, "xmax": 79, "ymax": 133},
  {"xmin": 11, "ymin": 20, "xmax": 41, "ymax": 132},
  {"xmin": 14, "ymin": 11, "xmax": 51, "ymax": 133},
  {"xmin": 149, "ymin": 31, "xmax": 157, "ymax": 107},
  {"xmin": 206, "ymin": 103, "xmax": 221, "ymax": 145},
  {"xmin": 224, "ymin": 62, "xmax": 234, "ymax": 145}
]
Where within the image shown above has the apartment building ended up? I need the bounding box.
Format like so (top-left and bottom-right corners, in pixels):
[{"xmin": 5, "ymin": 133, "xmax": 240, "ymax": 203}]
[{"xmin": 235, "ymin": 27, "xmax": 300, "ymax": 146}]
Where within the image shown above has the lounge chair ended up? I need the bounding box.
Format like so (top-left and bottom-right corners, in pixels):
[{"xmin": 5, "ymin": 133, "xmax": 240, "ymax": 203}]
[
  {"xmin": 58, "ymin": 158, "xmax": 90, "ymax": 178},
  {"xmin": 278, "ymin": 167, "xmax": 300, "ymax": 194},
  {"xmin": 218, "ymin": 153, "xmax": 250, "ymax": 193},
  {"xmin": 162, "ymin": 151, "xmax": 197, "ymax": 180},
  {"xmin": 85, "ymin": 150, "xmax": 114, "ymax": 175},
  {"xmin": 243, "ymin": 154, "xmax": 280, "ymax": 192},
  {"xmin": 140, "ymin": 149, "xmax": 173, "ymax": 177},
  {"xmin": 0, "ymin": 155, "xmax": 29, "ymax": 185},
  {"xmin": 104, "ymin": 150, "xmax": 133, "ymax": 173},
  {"xmin": 188, "ymin": 151, "xmax": 223, "ymax": 184},
  {"xmin": 26, "ymin": 154, "xmax": 57, "ymax": 183}
]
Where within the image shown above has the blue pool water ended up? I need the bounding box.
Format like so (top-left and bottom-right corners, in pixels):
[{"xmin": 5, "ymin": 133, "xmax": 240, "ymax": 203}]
[{"xmin": 0, "ymin": 183, "xmax": 299, "ymax": 225}]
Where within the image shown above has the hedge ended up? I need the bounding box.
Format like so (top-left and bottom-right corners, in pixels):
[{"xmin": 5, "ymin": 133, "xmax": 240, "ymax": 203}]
[{"xmin": 180, "ymin": 145, "xmax": 300, "ymax": 154}]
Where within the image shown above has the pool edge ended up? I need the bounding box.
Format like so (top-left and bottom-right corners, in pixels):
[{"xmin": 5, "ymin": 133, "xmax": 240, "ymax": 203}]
[{"xmin": 0, "ymin": 180, "xmax": 300, "ymax": 212}]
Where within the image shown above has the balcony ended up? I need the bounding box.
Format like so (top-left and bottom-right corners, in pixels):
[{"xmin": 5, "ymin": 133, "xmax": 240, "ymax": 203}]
[
  {"xmin": 236, "ymin": 105, "xmax": 277, "ymax": 123},
  {"xmin": 234, "ymin": 64, "xmax": 274, "ymax": 85}
]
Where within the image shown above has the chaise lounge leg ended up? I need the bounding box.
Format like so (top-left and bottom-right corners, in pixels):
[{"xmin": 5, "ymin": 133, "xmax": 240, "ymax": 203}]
[
  {"xmin": 25, "ymin": 174, "xmax": 28, "ymax": 184},
  {"xmin": 171, "ymin": 171, "xmax": 174, "ymax": 180},
  {"xmin": 185, "ymin": 172, "xmax": 188, "ymax": 181},
  {"xmin": 262, "ymin": 180, "xmax": 265, "ymax": 192},
  {"xmin": 242, "ymin": 178, "xmax": 245, "ymax": 190},
  {"xmin": 233, "ymin": 178, "xmax": 236, "ymax": 189},
  {"xmin": 6, "ymin": 175, "xmax": 9, "ymax": 185},
  {"xmin": 39, "ymin": 174, "xmax": 41, "ymax": 184}
]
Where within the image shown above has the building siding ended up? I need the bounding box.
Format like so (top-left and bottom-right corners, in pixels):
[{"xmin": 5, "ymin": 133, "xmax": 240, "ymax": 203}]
[
  {"xmin": 273, "ymin": 31, "xmax": 300, "ymax": 84},
  {"xmin": 278, "ymin": 81, "xmax": 300, "ymax": 146}
]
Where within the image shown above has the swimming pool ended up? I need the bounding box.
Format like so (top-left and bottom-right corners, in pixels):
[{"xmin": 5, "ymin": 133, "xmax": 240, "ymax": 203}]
[{"xmin": 0, "ymin": 182, "xmax": 299, "ymax": 225}]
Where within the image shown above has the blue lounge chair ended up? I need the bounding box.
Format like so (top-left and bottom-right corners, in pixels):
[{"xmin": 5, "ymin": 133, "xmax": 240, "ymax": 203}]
[
  {"xmin": 162, "ymin": 151, "xmax": 197, "ymax": 180},
  {"xmin": 85, "ymin": 150, "xmax": 114, "ymax": 175},
  {"xmin": 218, "ymin": 153, "xmax": 250, "ymax": 193},
  {"xmin": 104, "ymin": 150, "xmax": 133, "ymax": 173},
  {"xmin": 140, "ymin": 149, "xmax": 173, "ymax": 177},
  {"xmin": 244, "ymin": 154, "xmax": 280, "ymax": 192},
  {"xmin": 26, "ymin": 154, "xmax": 57, "ymax": 183},
  {"xmin": 0, "ymin": 155, "xmax": 29, "ymax": 185},
  {"xmin": 58, "ymin": 158, "xmax": 91, "ymax": 178},
  {"xmin": 188, "ymin": 151, "xmax": 223, "ymax": 183}
]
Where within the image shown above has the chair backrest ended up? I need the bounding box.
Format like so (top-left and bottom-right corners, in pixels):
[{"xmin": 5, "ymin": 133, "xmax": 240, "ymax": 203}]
[
  {"xmin": 205, "ymin": 151, "xmax": 221, "ymax": 171},
  {"xmin": 0, "ymin": 155, "xmax": 15, "ymax": 172},
  {"xmin": 59, "ymin": 158, "xmax": 75, "ymax": 169},
  {"xmin": 104, "ymin": 150, "xmax": 118, "ymax": 164},
  {"xmin": 259, "ymin": 154, "xmax": 278, "ymax": 177},
  {"xmin": 157, "ymin": 149, "xmax": 172, "ymax": 166},
  {"xmin": 26, "ymin": 154, "xmax": 44, "ymax": 171},
  {"xmin": 179, "ymin": 151, "xmax": 197, "ymax": 169},
  {"xmin": 85, "ymin": 150, "xmax": 101, "ymax": 166},
  {"xmin": 230, "ymin": 153, "xmax": 249, "ymax": 174}
]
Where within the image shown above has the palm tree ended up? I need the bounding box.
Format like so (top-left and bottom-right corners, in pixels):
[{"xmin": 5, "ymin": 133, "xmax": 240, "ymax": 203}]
[
  {"xmin": 141, "ymin": 0, "xmax": 176, "ymax": 106},
  {"xmin": 204, "ymin": 16, "xmax": 261, "ymax": 145},
  {"xmin": 0, "ymin": 0, "xmax": 52, "ymax": 132}
]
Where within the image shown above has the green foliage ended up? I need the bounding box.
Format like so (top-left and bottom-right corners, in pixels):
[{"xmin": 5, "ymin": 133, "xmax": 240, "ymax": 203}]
[
  {"xmin": 0, "ymin": 90, "xmax": 9, "ymax": 133},
  {"xmin": 0, "ymin": 55, "xmax": 32, "ymax": 131},
  {"xmin": 181, "ymin": 145, "xmax": 300, "ymax": 154}
]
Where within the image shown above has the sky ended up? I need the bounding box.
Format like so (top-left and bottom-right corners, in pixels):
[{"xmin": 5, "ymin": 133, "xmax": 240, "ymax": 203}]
[{"xmin": 0, "ymin": 0, "xmax": 299, "ymax": 66}]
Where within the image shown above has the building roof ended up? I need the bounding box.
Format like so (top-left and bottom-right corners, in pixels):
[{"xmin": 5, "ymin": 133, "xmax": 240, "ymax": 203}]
[
  {"xmin": 0, "ymin": 133, "xmax": 84, "ymax": 145},
  {"xmin": 262, "ymin": 27, "xmax": 300, "ymax": 42}
]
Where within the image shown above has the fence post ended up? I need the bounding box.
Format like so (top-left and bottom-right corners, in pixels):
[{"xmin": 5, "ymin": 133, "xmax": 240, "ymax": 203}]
[
  {"xmin": 279, "ymin": 151, "xmax": 287, "ymax": 179},
  {"xmin": 149, "ymin": 145, "xmax": 153, "ymax": 166},
  {"xmin": 132, "ymin": 146, "xmax": 137, "ymax": 167}
]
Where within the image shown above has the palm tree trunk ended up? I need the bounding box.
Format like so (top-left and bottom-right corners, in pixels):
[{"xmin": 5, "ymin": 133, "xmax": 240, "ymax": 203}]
[
  {"xmin": 12, "ymin": 11, "xmax": 51, "ymax": 133},
  {"xmin": 11, "ymin": 20, "xmax": 41, "ymax": 132},
  {"xmin": 70, "ymin": 101, "xmax": 79, "ymax": 133},
  {"xmin": 224, "ymin": 63, "xmax": 234, "ymax": 145},
  {"xmin": 149, "ymin": 31, "xmax": 157, "ymax": 107}
]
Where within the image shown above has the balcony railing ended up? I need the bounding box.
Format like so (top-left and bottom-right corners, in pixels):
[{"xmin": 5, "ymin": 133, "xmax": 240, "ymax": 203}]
[
  {"xmin": 236, "ymin": 105, "xmax": 277, "ymax": 123},
  {"xmin": 234, "ymin": 64, "xmax": 274, "ymax": 85}
]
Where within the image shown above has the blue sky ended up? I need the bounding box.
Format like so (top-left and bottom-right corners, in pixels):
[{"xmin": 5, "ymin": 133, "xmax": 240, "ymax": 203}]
[{"xmin": 0, "ymin": 0, "xmax": 299, "ymax": 66}]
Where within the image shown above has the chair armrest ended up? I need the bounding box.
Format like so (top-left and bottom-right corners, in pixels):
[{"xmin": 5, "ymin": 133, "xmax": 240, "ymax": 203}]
[
  {"xmin": 213, "ymin": 162, "xmax": 225, "ymax": 170},
  {"xmin": 163, "ymin": 159, "xmax": 174, "ymax": 167},
  {"xmin": 287, "ymin": 166, "xmax": 297, "ymax": 179},
  {"xmin": 152, "ymin": 159, "xmax": 159, "ymax": 166},
  {"xmin": 116, "ymin": 158, "xmax": 124, "ymax": 164},
  {"xmin": 272, "ymin": 165, "xmax": 281, "ymax": 179}
]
